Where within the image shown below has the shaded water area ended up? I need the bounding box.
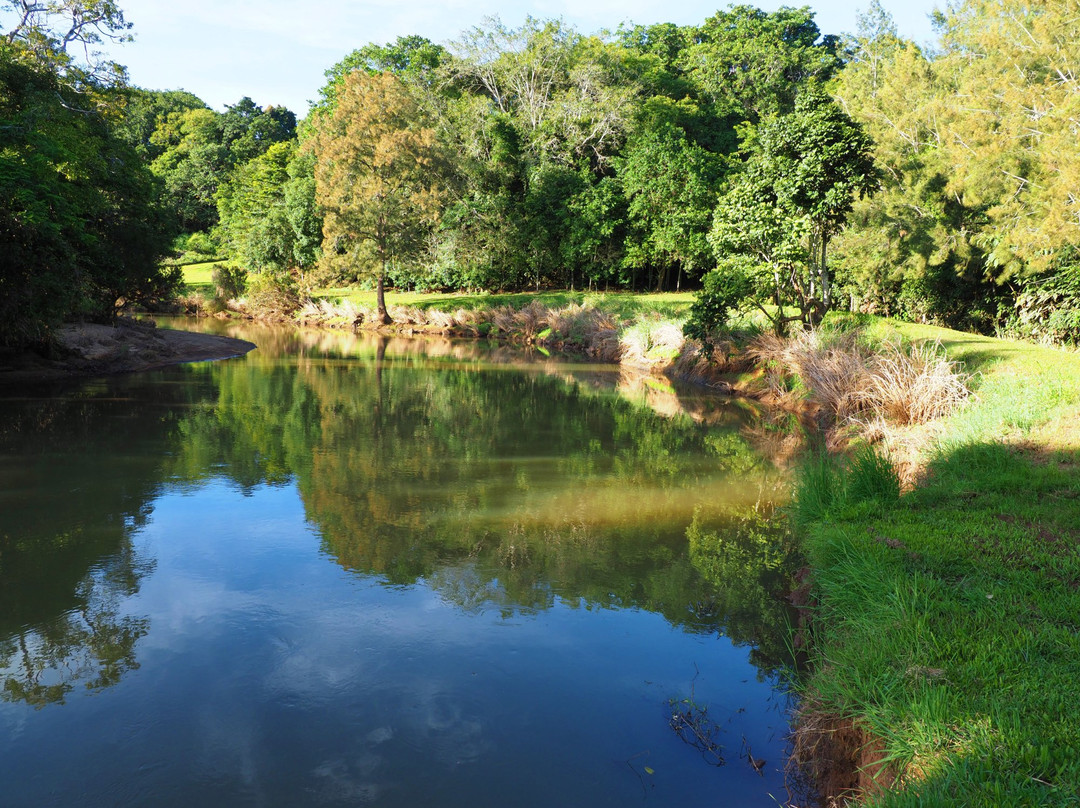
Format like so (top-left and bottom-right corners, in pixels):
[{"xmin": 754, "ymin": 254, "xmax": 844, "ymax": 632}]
[{"xmin": 0, "ymin": 321, "xmax": 801, "ymax": 807}]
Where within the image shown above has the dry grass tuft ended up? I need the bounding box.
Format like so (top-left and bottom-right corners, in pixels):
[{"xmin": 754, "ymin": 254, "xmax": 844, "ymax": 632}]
[
  {"xmin": 619, "ymin": 320, "xmax": 683, "ymax": 366},
  {"xmin": 487, "ymin": 305, "xmax": 517, "ymax": 335},
  {"xmin": 750, "ymin": 329, "xmax": 970, "ymax": 436},
  {"xmin": 860, "ymin": 341, "xmax": 970, "ymax": 425},
  {"xmin": 547, "ymin": 303, "xmax": 595, "ymax": 342},
  {"xmin": 512, "ymin": 299, "xmax": 550, "ymax": 341},
  {"xmin": 751, "ymin": 330, "xmax": 870, "ymax": 420},
  {"xmin": 452, "ymin": 308, "xmax": 482, "ymax": 334},
  {"xmin": 424, "ymin": 308, "xmax": 456, "ymax": 330}
]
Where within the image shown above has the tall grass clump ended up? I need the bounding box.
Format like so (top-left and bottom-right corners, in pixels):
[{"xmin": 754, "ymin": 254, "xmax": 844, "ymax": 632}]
[
  {"xmin": 751, "ymin": 330, "xmax": 870, "ymax": 419},
  {"xmin": 790, "ymin": 453, "xmax": 844, "ymax": 530},
  {"xmin": 791, "ymin": 445, "xmax": 901, "ymax": 530},
  {"xmin": 844, "ymin": 443, "xmax": 901, "ymax": 505},
  {"xmin": 751, "ymin": 328, "xmax": 971, "ymax": 435},
  {"xmin": 860, "ymin": 340, "xmax": 970, "ymax": 425}
]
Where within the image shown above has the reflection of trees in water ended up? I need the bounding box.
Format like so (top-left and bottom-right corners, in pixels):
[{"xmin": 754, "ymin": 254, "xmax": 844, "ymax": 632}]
[
  {"xmin": 0, "ymin": 374, "xmax": 208, "ymax": 706},
  {"xmin": 172, "ymin": 335, "xmax": 798, "ymax": 671},
  {"xmin": 688, "ymin": 503, "xmax": 801, "ymax": 674},
  {"xmin": 1, "ymin": 545, "xmax": 153, "ymax": 707}
]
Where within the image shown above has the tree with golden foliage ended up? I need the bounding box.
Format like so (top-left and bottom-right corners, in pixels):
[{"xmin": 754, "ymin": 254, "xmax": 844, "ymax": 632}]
[{"xmin": 310, "ymin": 71, "xmax": 445, "ymax": 324}]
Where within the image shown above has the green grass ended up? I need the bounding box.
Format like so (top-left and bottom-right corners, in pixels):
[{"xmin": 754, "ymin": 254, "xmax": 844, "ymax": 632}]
[
  {"xmin": 797, "ymin": 320, "xmax": 1080, "ymax": 805},
  {"xmin": 312, "ymin": 286, "xmax": 697, "ymax": 322},
  {"xmin": 180, "ymin": 261, "xmax": 220, "ymax": 295}
]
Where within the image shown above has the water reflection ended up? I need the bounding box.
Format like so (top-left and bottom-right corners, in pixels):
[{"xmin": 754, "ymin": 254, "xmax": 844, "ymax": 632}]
[
  {"xmin": 0, "ymin": 376, "xmax": 203, "ymax": 705},
  {"xmin": 159, "ymin": 322, "xmax": 796, "ymax": 669},
  {"xmin": 0, "ymin": 323, "xmax": 800, "ymax": 806}
]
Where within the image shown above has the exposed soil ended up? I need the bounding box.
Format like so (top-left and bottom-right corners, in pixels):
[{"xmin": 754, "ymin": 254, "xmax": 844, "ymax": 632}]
[{"xmin": 0, "ymin": 319, "xmax": 256, "ymax": 387}]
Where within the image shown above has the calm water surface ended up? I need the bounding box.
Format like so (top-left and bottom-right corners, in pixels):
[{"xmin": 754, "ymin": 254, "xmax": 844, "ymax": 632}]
[{"xmin": 0, "ymin": 322, "xmax": 799, "ymax": 807}]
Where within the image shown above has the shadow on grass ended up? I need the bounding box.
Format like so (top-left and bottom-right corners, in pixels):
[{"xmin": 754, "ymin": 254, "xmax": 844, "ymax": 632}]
[{"xmin": 801, "ymin": 437, "xmax": 1080, "ymax": 805}]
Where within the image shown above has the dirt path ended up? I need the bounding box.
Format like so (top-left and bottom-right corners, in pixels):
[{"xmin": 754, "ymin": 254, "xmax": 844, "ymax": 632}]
[{"xmin": 0, "ymin": 320, "xmax": 256, "ymax": 386}]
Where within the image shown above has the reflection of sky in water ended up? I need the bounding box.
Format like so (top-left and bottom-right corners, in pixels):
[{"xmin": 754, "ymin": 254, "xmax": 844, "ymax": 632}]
[{"xmin": 0, "ymin": 479, "xmax": 793, "ymax": 807}]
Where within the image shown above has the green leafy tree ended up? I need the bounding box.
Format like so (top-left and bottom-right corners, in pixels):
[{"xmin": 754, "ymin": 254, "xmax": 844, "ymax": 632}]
[
  {"xmin": 315, "ymin": 34, "xmax": 448, "ymax": 117},
  {"xmin": 0, "ymin": 43, "xmax": 174, "ymax": 344},
  {"xmin": 113, "ymin": 87, "xmax": 208, "ymax": 160},
  {"xmin": 148, "ymin": 98, "xmax": 296, "ymax": 233},
  {"xmin": 216, "ymin": 140, "xmax": 321, "ymax": 291},
  {"xmin": 311, "ymin": 71, "xmax": 447, "ymax": 323},
  {"xmin": 703, "ymin": 90, "xmax": 878, "ymax": 333},
  {"xmin": 619, "ymin": 123, "xmax": 723, "ymax": 291},
  {"xmin": 934, "ymin": 0, "xmax": 1080, "ymax": 277},
  {"xmin": 829, "ymin": 4, "xmax": 992, "ymax": 327},
  {"xmin": 680, "ymin": 5, "xmax": 840, "ymax": 123}
]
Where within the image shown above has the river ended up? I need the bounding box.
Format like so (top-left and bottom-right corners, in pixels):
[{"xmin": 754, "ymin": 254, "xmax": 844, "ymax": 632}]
[{"xmin": 0, "ymin": 320, "xmax": 801, "ymax": 807}]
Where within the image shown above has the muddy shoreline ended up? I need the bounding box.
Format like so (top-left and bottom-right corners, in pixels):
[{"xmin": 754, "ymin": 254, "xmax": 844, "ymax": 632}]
[{"xmin": 0, "ymin": 320, "xmax": 256, "ymax": 387}]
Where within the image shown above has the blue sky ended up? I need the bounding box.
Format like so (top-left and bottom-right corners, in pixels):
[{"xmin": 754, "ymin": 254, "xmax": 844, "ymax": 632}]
[{"xmin": 103, "ymin": 0, "xmax": 942, "ymax": 115}]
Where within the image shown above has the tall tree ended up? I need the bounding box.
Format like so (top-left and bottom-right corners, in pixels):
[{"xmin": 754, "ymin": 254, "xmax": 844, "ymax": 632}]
[
  {"xmin": 311, "ymin": 71, "xmax": 446, "ymax": 324},
  {"xmin": 681, "ymin": 5, "xmax": 840, "ymax": 123},
  {"xmin": 830, "ymin": 4, "xmax": 992, "ymax": 326},
  {"xmin": 1, "ymin": 36, "xmax": 176, "ymax": 345},
  {"xmin": 934, "ymin": 0, "xmax": 1080, "ymax": 276}
]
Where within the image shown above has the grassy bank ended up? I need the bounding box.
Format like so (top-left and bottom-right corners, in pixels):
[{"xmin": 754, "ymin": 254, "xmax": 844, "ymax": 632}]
[{"xmin": 793, "ymin": 321, "xmax": 1080, "ymax": 806}]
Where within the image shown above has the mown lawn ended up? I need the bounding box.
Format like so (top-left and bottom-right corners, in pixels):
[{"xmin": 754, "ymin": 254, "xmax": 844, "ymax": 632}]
[
  {"xmin": 800, "ymin": 321, "xmax": 1080, "ymax": 805},
  {"xmin": 179, "ymin": 261, "xmax": 218, "ymax": 295}
]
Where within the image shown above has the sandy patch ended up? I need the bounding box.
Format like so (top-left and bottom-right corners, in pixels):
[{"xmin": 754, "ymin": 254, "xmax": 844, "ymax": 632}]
[{"xmin": 0, "ymin": 320, "xmax": 256, "ymax": 386}]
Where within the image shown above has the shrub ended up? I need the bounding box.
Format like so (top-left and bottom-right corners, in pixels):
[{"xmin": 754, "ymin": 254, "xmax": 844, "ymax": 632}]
[
  {"xmin": 212, "ymin": 264, "xmax": 247, "ymax": 301},
  {"xmin": 684, "ymin": 258, "xmax": 754, "ymax": 351},
  {"xmin": 244, "ymin": 272, "xmax": 301, "ymax": 318}
]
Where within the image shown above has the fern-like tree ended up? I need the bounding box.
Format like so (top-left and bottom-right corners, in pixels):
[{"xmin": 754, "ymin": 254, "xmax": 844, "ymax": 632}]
[{"xmin": 310, "ymin": 71, "xmax": 446, "ymax": 324}]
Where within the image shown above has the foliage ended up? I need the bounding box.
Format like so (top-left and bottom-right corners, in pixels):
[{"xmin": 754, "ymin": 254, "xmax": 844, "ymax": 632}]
[
  {"xmin": 1008, "ymin": 254, "xmax": 1080, "ymax": 345},
  {"xmin": 683, "ymin": 257, "xmax": 754, "ymax": 348},
  {"xmin": 211, "ymin": 262, "xmax": 245, "ymax": 300},
  {"xmin": 619, "ymin": 123, "xmax": 724, "ymax": 290},
  {"xmin": 680, "ymin": 5, "xmax": 841, "ymax": 123},
  {"xmin": 145, "ymin": 96, "xmax": 296, "ymax": 233},
  {"xmin": 704, "ymin": 90, "xmax": 877, "ymax": 334},
  {"xmin": 0, "ymin": 0, "xmax": 131, "ymax": 85},
  {"xmin": 0, "ymin": 42, "xmax": 175, "ymax": 344},
  {"xmin": 311, "ymin": 71, "xmax": 448, "ymax": 323}
]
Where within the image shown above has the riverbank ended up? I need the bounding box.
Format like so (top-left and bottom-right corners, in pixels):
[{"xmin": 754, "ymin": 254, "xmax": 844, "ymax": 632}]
[
  {"xmin": 0, "ymin": 319, "xmax": 256, "ymax": 386},
  {"xmin": 790, "ymin": 321, "xmax": 1080, "ymax": 806}
]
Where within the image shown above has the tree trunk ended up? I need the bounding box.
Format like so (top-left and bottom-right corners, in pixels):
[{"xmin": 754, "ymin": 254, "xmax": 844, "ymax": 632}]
[
  {"xmin": 820, "ymin": 234, "xmax": 832, "ymax": 312},
  {"xmin": 375, "ymin": 273, "xmax": 392, "ymax": 325}
]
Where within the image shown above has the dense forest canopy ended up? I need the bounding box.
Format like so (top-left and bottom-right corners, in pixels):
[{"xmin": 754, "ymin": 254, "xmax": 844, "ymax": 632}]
[{"xmin": 3, "ymin": 0, "xmax": 1079, "ymax": 346}]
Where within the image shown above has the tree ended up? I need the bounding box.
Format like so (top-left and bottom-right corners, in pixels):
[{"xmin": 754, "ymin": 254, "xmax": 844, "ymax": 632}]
[
  {"xmin": 761, "ymin": 89, "xmax": 879, "ymax": 312},
  {"xmin": 0, "ymin": 42, "xmax": 174, "ymax": 344},
  {"xmin": 619, "ymin": 123, "xmax": 723, "ymax": 290},
  {"xmin": 311, "ymin": 71, "xmax": 447, "ymax": 324},
  {"xmin": 702, "ymin": 90, "xmax": 878, "ymax": 333},
  {"xmin": 216, "ymin": 140, "xmax": 321, "ymax": 288},
  {"xmin": 829, "ymin": 5, "xmax": 993, "ymax": 327},
  {"xmin": 1, "ymin": 0, "xmax": 131, "ymax": 84},
  {"xmin": 680, "ymin": 5, "xmax": 840, "ymax": 123},
  {"xmin": 934, "ymin": 0, "xmax": 1080, "ymax": 276}
]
